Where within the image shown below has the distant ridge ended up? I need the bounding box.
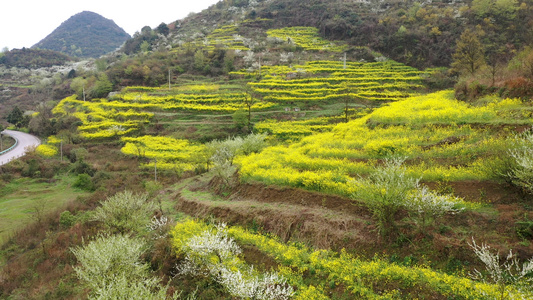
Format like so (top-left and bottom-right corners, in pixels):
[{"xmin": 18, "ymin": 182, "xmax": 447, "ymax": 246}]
[
  {"xmin": 0, "ymin": 48, "xmax": 71, "ymax": 69},
  {"xmin": 32, "ymin": 11, "xmax": 131, "ymax": 58}
]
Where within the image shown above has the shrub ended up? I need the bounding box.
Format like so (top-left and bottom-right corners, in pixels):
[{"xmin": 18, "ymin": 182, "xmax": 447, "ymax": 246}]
[
  {"xmin": 71, "ymin": 234, "xmax": 176, "ymax": 299},
  {"xmin": 91, "ymin": 190, "xmax": 155, "ymax": 234},
  {"xmin": 209, "ymin": 133, "xmax": 267, "ymax": 186},
  {"xmin": 232, "ymin": 109, "xmax": 248, "ymax": 131},
  {"xmin": 175, "ymin": 223, "xmax": 294, "ymax": 299},
  {"xmin": 405, "ymin": 186, "xmax": 464, "ymax": 229},
  {"xmin": 91, "ymin": 170, "xmax": 111, "ymax": 190},
  {"xmin": 59, "ymin": 210, "xmax": 76, "ymax": 228},
  {"xmin": 503, "ymin": 77, "xmax": 533, "ymax": 99},
  {"xmin": 208, "ymin": 136, "xmax": 244, "ymax": 185},
  {"xmin": 22, "ymin": 158, "xmax": 40, "ymax": 177},
  {"xmin": 211, "ymin": 149, "xmax": 236, "ymax": 186},
  {"xmin": 70, "ymin": 158, "xmax": 95, "ymax": 176},
  {"xmin": 73, "ymin": 173, "xmax": 94, "ymax": 191},
  {"xmin": 91, "ymin": 274, "xmax": 175, "ymax": 300},
  {"xmin": 240, "ymin": 133, "xmax": 267, "ymax": 155},
  {"xmin": 516, "ymin": 217, "xmax": 533, "ymax": 240},
  {"xmin": 143, "ymin": 180, "xmax": 163, "ymax": 198},
  {"xmin": 69, "ymin": 147, "xmax": 89, "ymax": 162},
  {"xmin": 71, "ymin": 234, "xmax": 147, "ymax": 290},
  {"xmin": 208, "ymin": 136, "xmax": 244, "ymax": 166},
  {"xmin": 469, "ymin": 238, "xmax": 533, "ymax": 299},
  {"xmin": 507, "ymin": 129, "xmax": 533, "ymax": 193},
  {"xmin": 352, "ymin": 158, "xmax": 464, "ymax": 235},
  {"xmin": 351, "ymin": 158, "xmax": 418, "ymax": 236}
]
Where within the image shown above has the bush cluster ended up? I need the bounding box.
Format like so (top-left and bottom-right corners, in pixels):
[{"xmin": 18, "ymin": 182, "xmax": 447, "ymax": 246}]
[
  {"xmin": 352, "ymin": 158, "xmax": 464, "ymax": 236},
  {"xmin": 71, "ymin": 234, "xmax": 176, "ymax": 299}
]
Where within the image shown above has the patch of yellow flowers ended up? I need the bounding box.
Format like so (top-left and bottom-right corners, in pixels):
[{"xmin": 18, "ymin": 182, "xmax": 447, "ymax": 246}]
[
  {"xmin": 237, "ymin": 91, "xmax": 527, "ymax": 198},
  {"xmin": 121, "ymin": 135, "xmax": 208, "ymax": 172},
  {"xmin": 170, "ymin": 219, "xmax": 529, "ymax": 299}
]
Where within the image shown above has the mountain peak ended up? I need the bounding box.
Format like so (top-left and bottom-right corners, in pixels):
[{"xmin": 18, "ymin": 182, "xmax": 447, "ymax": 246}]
[{"xmin": 32, "ymin": 11, "xmax": 131, "ymax": 58}]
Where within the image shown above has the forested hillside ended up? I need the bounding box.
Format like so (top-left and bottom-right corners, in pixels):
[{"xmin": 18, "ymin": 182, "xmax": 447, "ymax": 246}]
[
  {"xmin": 1, "ymin": 0, "xmax": 533, "ymax": 299},
  {"xmin": 0, "ymin": 48, "xmax": 72, "ymax": 69},
  {"xmin": 32, "ymin": 11, "xmax": 130, "ymax": 58}
]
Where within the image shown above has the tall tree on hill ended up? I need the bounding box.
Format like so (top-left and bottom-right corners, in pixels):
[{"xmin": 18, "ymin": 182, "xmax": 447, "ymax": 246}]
[
  {"xmin": 508, "ymin": 46, "xmax": 533, "ymax": 78},
  {"xmin": 451, "ymin": 29, "xmax": 485, "ymax": 75},
  {"xmin": 156, "ymin": 23, "xmax": 169, "ymax": 36},
  {"xmin": 485, "ymin": 45, "xmax": 508, "ymax": 87},
  {"xmin": 28, "ymin": 103, "xmax": 56, "ymax": 137},
  {"xmin": 242, "ymin": 88, "xmax": 260, "ymax": 132},
  {"xmin": 7, "ymin": 106, "xmax": 24, "ymax": 128}
]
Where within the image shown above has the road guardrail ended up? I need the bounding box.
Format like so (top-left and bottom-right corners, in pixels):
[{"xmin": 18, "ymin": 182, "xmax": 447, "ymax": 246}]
[{"xmin": 0, "ymin": 132, "xmax": 19, "ymax": 155}]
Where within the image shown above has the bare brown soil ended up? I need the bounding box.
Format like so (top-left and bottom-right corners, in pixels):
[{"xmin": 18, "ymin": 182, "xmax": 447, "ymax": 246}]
[
  {"xmin": 171, "ymin": 173, "xmax": 533, "ymax": 271},
  {"xmin": 424, "ymin": 180, "xmax": 525, "ymax": 204}
]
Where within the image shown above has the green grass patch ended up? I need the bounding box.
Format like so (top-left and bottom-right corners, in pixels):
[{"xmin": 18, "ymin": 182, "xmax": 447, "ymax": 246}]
[
  {"xmin": 0, "ymin": 175, "xmax": 89, "ymax": 245},
  {"xmin": 0, "ymin": 135, "xmax": 16, "ymax": 151}
]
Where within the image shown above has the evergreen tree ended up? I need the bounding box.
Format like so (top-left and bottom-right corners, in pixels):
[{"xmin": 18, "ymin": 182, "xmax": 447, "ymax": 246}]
[
  {"xmin": 156, "ymin": 23, "xmax": 169, "ymax": 36},
  {"xmin": 7, "ymin": 106, "xmax": 24, "ymax": 128}
]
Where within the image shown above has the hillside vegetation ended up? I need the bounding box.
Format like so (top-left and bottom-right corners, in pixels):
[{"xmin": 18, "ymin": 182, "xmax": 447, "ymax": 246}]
[
  {"xmin": 32, "ymin": 11, "xmax": 130, "ymax": 58},
  {"xmin": 1, "ymin": 0, "xmax": 533, "ymax": 299},
  {"xmin": 0, "ymin": 48, "xmax": 72, "ymax": 69}
]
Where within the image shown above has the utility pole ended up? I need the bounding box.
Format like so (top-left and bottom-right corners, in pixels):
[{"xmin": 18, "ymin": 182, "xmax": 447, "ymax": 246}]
[
  {"xmin": 343, "ymin": 52, "xmax": 347, "ymax": 69},
  {"xmin": 258, "ymin": 56, "xmax": 262, "ymax": 78},
  {"xmin": 83, "ymin": 85, "xmax": 86, "ymax": 101},
  {"xmin": 154, "ymin": 158, "xmax": 158, "ymax": 182}
]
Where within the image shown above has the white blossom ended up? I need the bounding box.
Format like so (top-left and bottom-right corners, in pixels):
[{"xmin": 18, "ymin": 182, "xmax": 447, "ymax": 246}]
[
  {"xmin": 176, "ymin": 224, "xmax": 294, "ymax": 299},
  {"xmin": 470, "ymin": 238, "xmax": 533, "ymax": 294},
  {"xmin": 405, "ymin": 185, "xmax": 463, "ymax": 215}
]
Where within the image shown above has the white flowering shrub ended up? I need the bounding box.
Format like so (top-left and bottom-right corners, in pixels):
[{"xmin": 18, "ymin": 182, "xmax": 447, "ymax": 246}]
[
  {"xmin": 352, "ymin": 158, "xmax": 419, "ymax": 235},
  {"xmin": 92, "ymin": 190, "xmax": 155, "ymax": 234},
  {"xmin": 92, "ymin": 274, "xmax": 173, "ymax": 300},
  {"xmin": 353, "ymin": 158, "xmax": 464, "ymax": 235},
  {"xmin": 241, "ymin": 133, "xmax": 267, "ymax": 156},
  {"xmin": 266, "ymin": 36, "xmax": 284, "ymax": 45},
  {"xmin": 209, "ymin": 134, "xmax": 267, "ymax": 185},
  {"xmin": 210, "ymin": 136, "xmax": 244, "ymax": 165},
  {"xmin": 190, "ymin": 32, "xmax": 205, "ymax": 40},
  {"xmin": 244, "ymin": 51, "xmax": 255, "ymax": 64},
  {"xmin": 242, "ymin": 38, "xmax": 259, "ymax": 51},
  {"xmin": 210, "ymin": 146, "xmax": 237, "ymax": 186},
  {"xmin": 186, "ymin": 224, "xmax": 242, "ymax": 261},
  {"xmin": 177, "ymin": 224, "xmax": 294, "ymax": 300},
  {"xmin": 108, "ymin": 124, "xmax": 125, "ymax": 135},
  {"xmin": 71, "ymin": 234, "xmax": 178, "ymax": 299},
  {"xmin": 469, "ymin": 238, "xmax": 533, "ymax": 299},
  {"xmin": 405, "ymin": 186, "xmax": 464, "ymax": 228},
  {"xmin": 216, "ymin": 265, "xmax": 293, "ymax": 300},
  {"xmin": 71, "ymin": 234, "xmax": 147, "ymax": 289},
  {"xmin": 250, "ymin": 62, "xmax": 262, "ymax": 72},
  {"xmin": 279, "ymin": 52, "xmax": 294, "ymax": 63},
  {"xmin": 233, "ymin": 34, "xmax": 244, "ymax": 42},
  {"xmin": 227, "ymin": 6, "xmax": 240, "ymax": 13},
  {"xmin": 507, "ymin": 129, "xmax": 533, "ymax": 193},
  {"xmin": 147, "ymin": 216, "xmax": 172, "ymax": 239}
]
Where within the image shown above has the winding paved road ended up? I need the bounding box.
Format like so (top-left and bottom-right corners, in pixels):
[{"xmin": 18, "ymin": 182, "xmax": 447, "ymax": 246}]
[{"xmin": 0, "ymin": 130, "xmax": 41, "ymax": 166}]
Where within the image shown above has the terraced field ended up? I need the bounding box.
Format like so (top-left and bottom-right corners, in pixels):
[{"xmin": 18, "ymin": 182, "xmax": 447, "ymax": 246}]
[{"xmin": 34, "ymin": 26, "xmax": 533, "ymax": 299}]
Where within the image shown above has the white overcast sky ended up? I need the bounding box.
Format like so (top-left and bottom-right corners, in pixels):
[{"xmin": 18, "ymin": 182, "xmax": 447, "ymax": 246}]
[{"xmin": 1, "ymin": 0, "xmax": 222, "ymax": 50}]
